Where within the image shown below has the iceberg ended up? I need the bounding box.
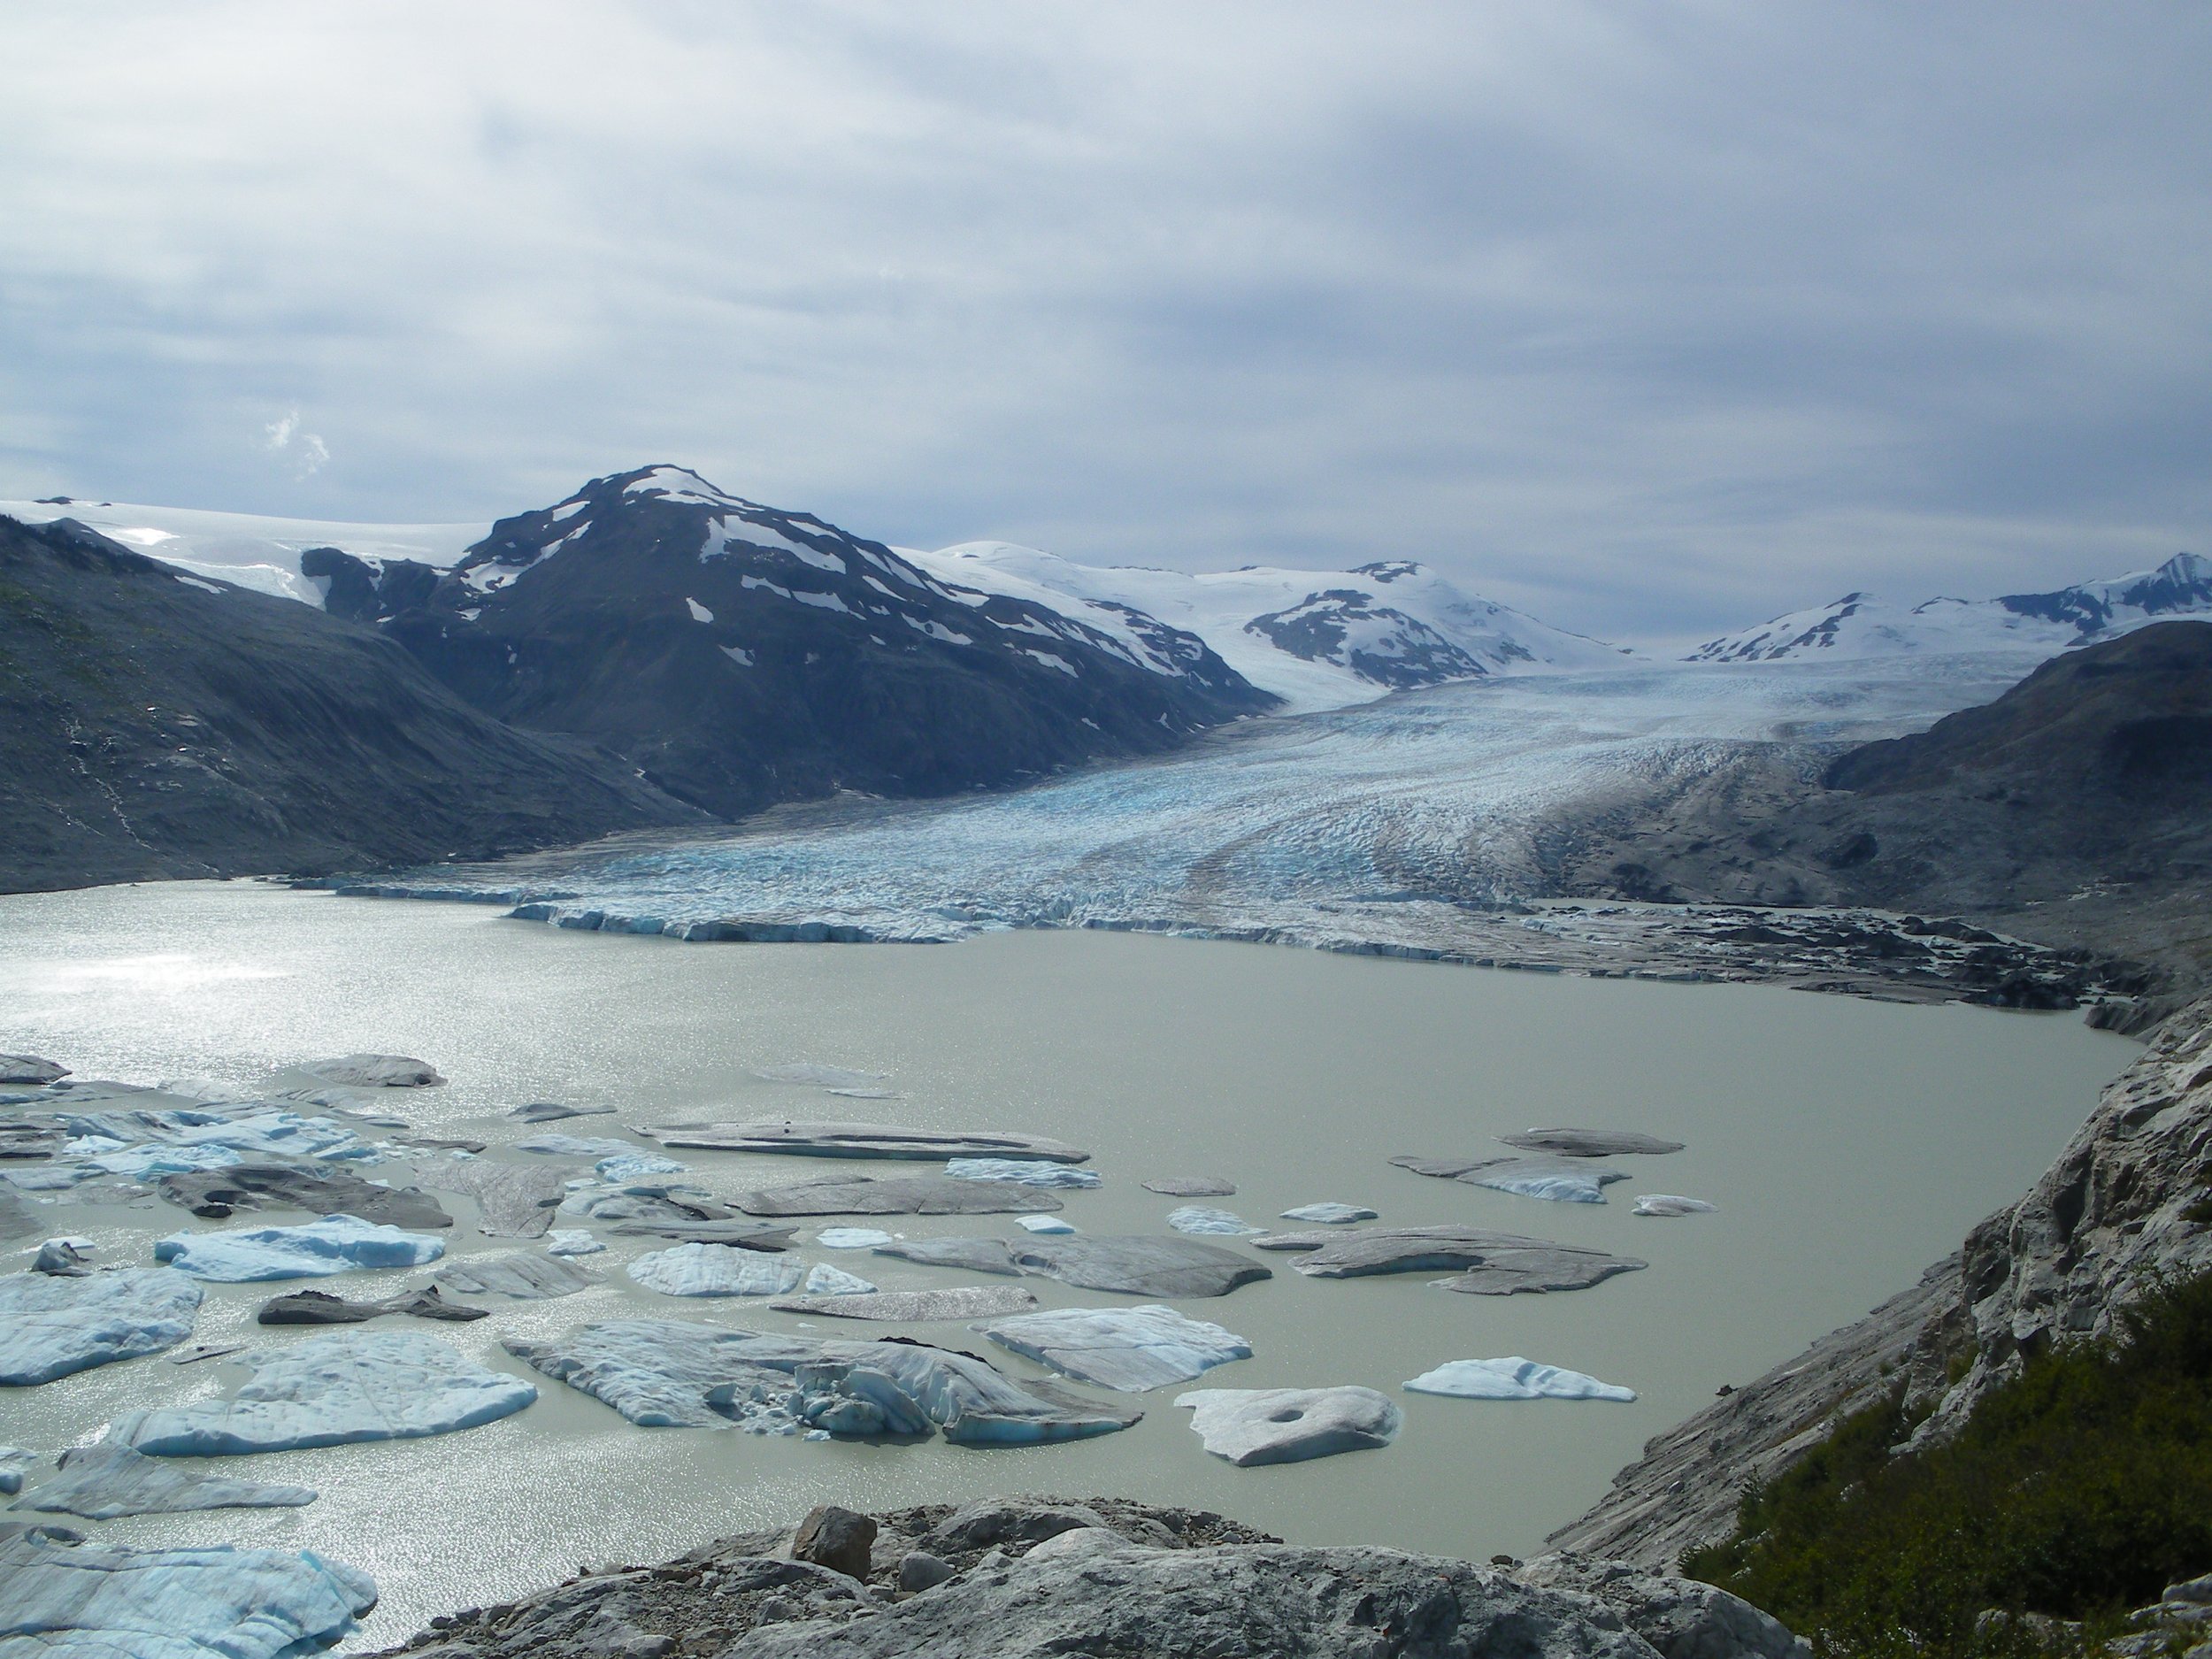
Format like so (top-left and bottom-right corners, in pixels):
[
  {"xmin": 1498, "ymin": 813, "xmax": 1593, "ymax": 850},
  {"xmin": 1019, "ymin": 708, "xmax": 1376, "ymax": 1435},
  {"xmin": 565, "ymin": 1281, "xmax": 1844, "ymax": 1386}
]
[
  {"xmin": 595, "ymin": 1153, "xmax": 687, "ymax": 1182},
  {"xmin": 801, "ymin": 1263, "xmax": 878, "ymax": 1296},
  {"xmin": 152, "ymin": 1215, "xmax": 444, "ymax": 1281},
  {"xmin": 1403, "ymin": 1356, "xmax": 1637, "ymax": 1402},
  {"xmin": 544, "ymin": 1228, "xmax": 606, "ymax": 1256},
  {"xmin": 626, "ymin": 1243, "xmax": 804, "ymax": 1297},
  {"xmin": 1632, "ymin": 1194, "xmax": 1717, "ymax": 1217},
  {"xmin": 0, "ymin": 1268, "xmax": 203, "ymax": 1386},
  {"xmin": 1176, "ymin": 1386, "xmax": 1402, "ymax": 1465},
  {"xmin": 943, "ymin": 1158, "xmax": 1101, "ymax": 1189},
  {"xmin": 0, "ymin": 1448, "xmax": 30, "ymax": 1495},
  {"xmin": 517, "ymin": 1133, "xmax": 640, "ymax": 1158},
  {"xmin": 1164, "ymin": 1205, "xmax": 1261, "ymax": 1236},
  {"xmin": 296, "ymin": 1054, "xmax": 444, "ymax": 1087},
  {"xmin": 1279, "ymin": 1202, "xmax": 1378, "ymax": 1225},
  {"xmin": 980, "ymin": 1304, "xmax": 1251, "ymax": 1393},
  {"xmin": 0, "ymin": 1532, "xmax": 377, "ymax": 1659},
  {"xmin": 1017, "ymin": 1214, "xmax": 1074, "ymax": 1233},
  {"xmin": 433, "ymin": 1251, "xmax": 595, "ymax": 1299},
  {"xmin": 111, "ymin": 1330, "xmax": 536, "ymax": 1454},
  {"xmin": 814, "ymin": 1226, "xmax": 895, "ymax": 1249},
  {"xmin": 11, "ymin": 1441, "xmax": 317, "ymax": 1520},
  {"xmin": 1389, "ymin": 1155, "xmax": 1630, "ymax": 1205}
]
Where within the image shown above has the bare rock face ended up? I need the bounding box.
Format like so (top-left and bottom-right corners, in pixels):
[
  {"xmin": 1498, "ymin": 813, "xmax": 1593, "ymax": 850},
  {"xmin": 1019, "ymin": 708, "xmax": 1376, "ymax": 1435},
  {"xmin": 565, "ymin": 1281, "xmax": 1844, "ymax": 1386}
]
[
  {"xmin": 791, "ymin": 1506, "xmax": 877, "ymax": 1581},
  {"xmin": 1517, "ymin": 1555, "xmax": 1809, "ymax": 1659}
]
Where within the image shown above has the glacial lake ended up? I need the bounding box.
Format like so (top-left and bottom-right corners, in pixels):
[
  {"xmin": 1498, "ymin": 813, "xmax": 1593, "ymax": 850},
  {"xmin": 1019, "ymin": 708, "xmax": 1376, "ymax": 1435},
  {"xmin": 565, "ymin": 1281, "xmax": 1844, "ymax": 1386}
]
[{"xmin": 0, "ymin": 880, "xmax": 2133, "ymax": 1649}]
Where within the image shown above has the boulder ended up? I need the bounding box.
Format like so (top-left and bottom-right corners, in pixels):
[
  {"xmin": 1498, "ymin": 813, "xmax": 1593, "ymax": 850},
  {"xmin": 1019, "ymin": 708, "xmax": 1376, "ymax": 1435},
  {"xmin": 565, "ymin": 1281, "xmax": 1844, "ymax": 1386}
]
[
  {"xmin": 1517, "ymin": 1554, "xmax": 1807, "ymax": 1659},
  {"xmin": 791, "ymin": 1505, "xmax": 877, "ymax": 1580},
  {"xmin": 1175, "ymin": 1386, "xmax": 1402, "ymax": 1466},
  {"xmin": 895, "ymin": 1551, "xmax": 956, "ymax": 1594}
]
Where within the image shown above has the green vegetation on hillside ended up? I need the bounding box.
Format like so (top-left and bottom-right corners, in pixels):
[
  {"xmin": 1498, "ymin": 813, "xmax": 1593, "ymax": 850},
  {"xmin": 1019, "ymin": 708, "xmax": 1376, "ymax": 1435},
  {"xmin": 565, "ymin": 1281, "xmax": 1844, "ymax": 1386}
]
[{"xmin": 1684, "ymin": 1272, "xmax": 2212, "ymax": 1658}]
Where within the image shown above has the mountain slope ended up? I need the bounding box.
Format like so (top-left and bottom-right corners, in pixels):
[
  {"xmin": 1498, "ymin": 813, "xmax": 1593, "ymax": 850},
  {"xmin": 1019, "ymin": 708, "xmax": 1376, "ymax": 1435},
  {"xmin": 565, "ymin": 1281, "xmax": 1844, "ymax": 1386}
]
[
  {"xmin": 350, "ymin": 467, "xmax": 1275, "ymax": 817},
  {"xmin": 1691, "ymin": 553, "xmax": 2212, "ymax": 664},
  {"xmin": 906, "ymin": 541, "xmax": 1631, "ymax": 712},
  {"xmin": 0, "ymin": 515, "xmax": 696, "ymax": 892},
  {"xmin": 1553, "ymin": 620, "xmax": 2212, "ymax": 1001}
]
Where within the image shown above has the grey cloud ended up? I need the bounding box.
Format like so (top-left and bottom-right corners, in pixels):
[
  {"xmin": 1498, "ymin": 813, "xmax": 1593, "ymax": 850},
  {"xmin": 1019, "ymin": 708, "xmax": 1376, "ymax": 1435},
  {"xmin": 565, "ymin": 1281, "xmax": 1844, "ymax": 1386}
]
[{"xmin": 0, "ymin": 1, "xmax": 2206, "ymax": 642}]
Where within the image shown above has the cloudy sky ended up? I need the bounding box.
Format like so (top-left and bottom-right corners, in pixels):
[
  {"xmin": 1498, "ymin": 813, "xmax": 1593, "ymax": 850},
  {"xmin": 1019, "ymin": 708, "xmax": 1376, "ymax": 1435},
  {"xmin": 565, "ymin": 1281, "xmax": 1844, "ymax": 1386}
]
[{"xmin": 2, "ymin": 3, "xmax": 2206, "ymax": 642}]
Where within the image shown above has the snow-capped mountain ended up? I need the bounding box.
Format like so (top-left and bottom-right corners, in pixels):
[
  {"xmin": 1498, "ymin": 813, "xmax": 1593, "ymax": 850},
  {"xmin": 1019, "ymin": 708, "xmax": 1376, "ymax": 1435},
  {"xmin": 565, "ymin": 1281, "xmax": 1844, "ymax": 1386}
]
[
  {"xmin": 1691, "ymin": 553, "xmax": 2212, "ymax": 664},
  {"xmin": 902, "ymin": 542, "xmax": 1631, "ymax": 713},
  {"xmin": 365, "ymin": 466, "xmax": 1273, "ymax": 816}
]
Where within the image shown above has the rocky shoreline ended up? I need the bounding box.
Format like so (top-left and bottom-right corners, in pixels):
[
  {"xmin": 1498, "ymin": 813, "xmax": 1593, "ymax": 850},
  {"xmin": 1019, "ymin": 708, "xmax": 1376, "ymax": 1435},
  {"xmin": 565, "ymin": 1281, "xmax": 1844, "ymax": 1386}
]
[
  {"xmin": 371, "ymin": 1495, "xmax": 1807, "ymax": 1659},
  {"xmin": 1552, "ymin": 991, "xmax": 2212, "ymax": 1568}
]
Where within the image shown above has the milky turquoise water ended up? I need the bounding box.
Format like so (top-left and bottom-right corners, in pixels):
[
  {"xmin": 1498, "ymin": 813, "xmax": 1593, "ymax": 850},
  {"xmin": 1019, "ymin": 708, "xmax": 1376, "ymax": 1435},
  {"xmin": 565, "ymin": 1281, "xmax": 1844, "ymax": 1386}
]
[{"xmin": 0, "ymin": 880, "xmax": 2131, "ymax": 1648}]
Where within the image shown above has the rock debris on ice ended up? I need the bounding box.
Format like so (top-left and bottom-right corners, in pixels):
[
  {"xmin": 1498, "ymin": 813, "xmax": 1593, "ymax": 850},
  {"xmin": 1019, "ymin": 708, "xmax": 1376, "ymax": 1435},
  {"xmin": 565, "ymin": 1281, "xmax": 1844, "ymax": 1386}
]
[{"xmin": 434, "ymin": 1250, "xmax": 595, "ymax": 1299}]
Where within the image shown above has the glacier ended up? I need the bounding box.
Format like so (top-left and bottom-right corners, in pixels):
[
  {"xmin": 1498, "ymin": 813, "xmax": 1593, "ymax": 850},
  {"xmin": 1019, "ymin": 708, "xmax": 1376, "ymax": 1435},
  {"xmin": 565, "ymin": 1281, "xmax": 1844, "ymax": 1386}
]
[
  {"xmin": 328, "ymin": 654, "xmax": 2067, "ymax": 994},
  {"xmin": 111, "ymin": 1330, "xmax": 536, "ymax": 1454}
]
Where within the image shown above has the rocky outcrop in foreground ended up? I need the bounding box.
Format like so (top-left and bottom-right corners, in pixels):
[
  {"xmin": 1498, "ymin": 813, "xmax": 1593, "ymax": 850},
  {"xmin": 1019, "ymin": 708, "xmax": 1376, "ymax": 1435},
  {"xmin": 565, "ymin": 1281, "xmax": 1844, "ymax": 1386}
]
[
  {"xmin": 380, "ymin": 1497, "xmax": 1803, "ymax": 1659},
  {"xmin": 1554, "ymin": 994, "xmax": 2212, "ymax": 1568}
]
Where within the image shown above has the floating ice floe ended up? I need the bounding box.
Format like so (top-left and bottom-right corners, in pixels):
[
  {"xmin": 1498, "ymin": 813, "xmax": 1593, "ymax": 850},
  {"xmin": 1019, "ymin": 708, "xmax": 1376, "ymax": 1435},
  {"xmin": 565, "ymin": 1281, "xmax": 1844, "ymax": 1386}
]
[
  {"xmin": 1017, "ymin": 1215, "xmax": 1074, "ymax": 1234},
  {"xmin": 814, "ymin": 1227, "xmax": 895, "ymax": 1249},
  {"xmin": 111, "ymin": 1330, "xmax": 536, "ymax": 1454},
  {"xmin": 875, "ymin": 1234, "xmax": 1272, "ymax": 1299},
  {"xmin": 509, "ymin": 1101, "xmax": 615, "ymax": 1124},
  {"xmin": 153, "ymin": 1215, "xmax": 444, "ymax": 1282},
  {"xmin": 516, "ymin": 1134, "xmax": 639, "ymax": 1159},
  {"xmin": 595, "ymin": 1153, "xmax": 686, "ymax": 1182},
  {"xmin": 802, "ymin": 1263, "xmax": 878, "ymax": 1296},
  {"xmin": 645, "ymin": 1120, "xmax": 1085, "ymax": 1163},
  {"xmin": 943, "ymin": 1158, "xmax": 1101, "ymax": 1189},
  {"xmin": 749, "ymin": 1064, "xmax": 889, "ymax": 1089},
  {"xmin": 420, "ymin": 1160, "xmax": 566, "ymax": 1238},
  {"xmin": 434, "ymin": 1251, "xmax": 595, "ymax": 1300},
  {"xmin": 12, "ymin": 1440, "xmax": 317, "ymax": 1519},
  {"xmin": 506, "ymin": 1318, "xmax": 1141, "ymax": 1445},
  {"xmin": 1141, "ymin": 1176, "xmax": 1236, "ymax": 1197},
  {"xmin": 0, "ymin": 1267, "xmax": 204, "ymax": 1385},
  {"xmin": 0, "ymin": 1054, "xmax": 68, "ymax": 1086},
  {"xmin": 1279, "ymin": 1202, "xmax": 1377, "ymax": 1225},
  {"xmin": 980, "ymin": 1304, "xmax": 1251, "ymax": 1393},
  {"xmin": 1250, "ymin": 1224, "xmax": 1645, "ymax": 1295},
  {"xmin": 767, "ymin": 1286, "xmax": 1039, "ymax": 1321},
  {"xmin": 0, "ymin": 1532, "xmax": 378, "ymax": 1659},
  {"xmin": 626, "ymin": 1243, "xmax": 804, "ymax": 1297},
  {"xmin": 1389, "ymin": 1155, "xmax": 1630, "ymax": 1205},
  {"xmin": 0, "ymin": 1447, "xmax": 31, "ymax": 1495},
  {"xmin": 1632, "ymin": 1194, "xmax": 1717, "ymax": 1217},
  {"xmin": 1500, "ymin": 1128, "xmax": 1684, "ymax": 1157},
  {"xmin": 1403, "ymin": 1357, "xmax": 1637, "ymax": 1402},
  {"xmin": 544, "ymin": 1229, "xmax": 606, "ymax": 1256},
  {"xmin": 734, "ymin": 1175, "xmax": 1056, "ymax": 1217},
  {"xmin": 296, "ymin": 1053, "xmax": 445, "ymax": 1088},
  {"xmin": 1176, "ymin": 1386, "xmax": 1402, "ymax": 1465},
  {"xmin": 1165, "ymin": 1205, "xmax": 1261, "ymax": 1236}
]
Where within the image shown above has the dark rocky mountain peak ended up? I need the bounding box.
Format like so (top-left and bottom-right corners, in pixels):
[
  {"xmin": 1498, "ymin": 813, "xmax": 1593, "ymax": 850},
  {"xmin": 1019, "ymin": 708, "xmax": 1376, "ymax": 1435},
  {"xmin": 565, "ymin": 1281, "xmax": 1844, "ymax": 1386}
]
[
  {"xmin": 1997, "ymin": 551, "xmax": 2212, "ymax": 637},
  {"xmin": 1245, "ymin": 588, "xmax": 1494, "ymax": 688},
  {"xmin": 378, "ymin": 466, "xmax": 1276, "ymax": 817}
]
